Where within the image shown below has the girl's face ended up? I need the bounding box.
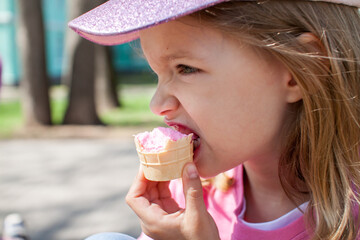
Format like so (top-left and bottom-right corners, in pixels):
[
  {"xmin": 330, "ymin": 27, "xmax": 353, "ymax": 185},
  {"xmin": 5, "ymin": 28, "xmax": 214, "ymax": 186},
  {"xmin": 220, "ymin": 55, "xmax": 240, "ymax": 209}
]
[{"xmin": 140, "ymin": 17, "xmax": 296, "ymax": 178}]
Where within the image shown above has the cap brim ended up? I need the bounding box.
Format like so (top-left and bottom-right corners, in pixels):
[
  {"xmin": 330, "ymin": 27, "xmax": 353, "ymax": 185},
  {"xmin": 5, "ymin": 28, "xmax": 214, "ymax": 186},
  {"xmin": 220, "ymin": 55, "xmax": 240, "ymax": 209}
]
[
  {"xmin": 69, "ymin": 0, "xmax": 359, "ymax": 46},
  {"xmin": 68, "ymin": 0, "xmax": 227, "ymax": 46}
]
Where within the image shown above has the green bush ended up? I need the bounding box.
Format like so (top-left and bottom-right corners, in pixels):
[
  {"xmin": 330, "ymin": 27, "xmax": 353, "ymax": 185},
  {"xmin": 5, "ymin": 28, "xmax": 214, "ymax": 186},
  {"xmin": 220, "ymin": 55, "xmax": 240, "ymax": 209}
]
[
  {"xmin": 0, "ymin": 85, "xmax": 164, "ymax": 138},
  {"xmin": 0, "ymin": 100, "xmax": 23, "ymax": 138},
  {"xmin": 101, "ymin": 93, "xmax": 163, "ymax": 127}
]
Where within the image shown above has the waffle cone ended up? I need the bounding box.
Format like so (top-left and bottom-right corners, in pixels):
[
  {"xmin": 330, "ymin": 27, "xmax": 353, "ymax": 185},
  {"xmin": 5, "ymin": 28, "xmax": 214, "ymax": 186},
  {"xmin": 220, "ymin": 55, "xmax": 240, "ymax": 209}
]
[{"xmin": 135, "ymin": 134, "xmax": 193, "ymax": 181}]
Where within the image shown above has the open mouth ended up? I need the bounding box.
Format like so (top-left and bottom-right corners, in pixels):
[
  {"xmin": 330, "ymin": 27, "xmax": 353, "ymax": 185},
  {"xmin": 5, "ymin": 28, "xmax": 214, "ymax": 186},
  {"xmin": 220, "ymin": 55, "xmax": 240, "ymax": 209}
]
[{"xmin": 167, "ymin": 122, "xmax": 201, "ymax": 151}]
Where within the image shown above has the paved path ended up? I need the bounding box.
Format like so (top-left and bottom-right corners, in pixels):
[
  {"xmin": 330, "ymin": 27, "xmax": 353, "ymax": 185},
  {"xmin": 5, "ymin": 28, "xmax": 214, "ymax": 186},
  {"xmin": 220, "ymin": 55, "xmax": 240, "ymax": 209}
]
[{"xmin": 0, "ymin": 138, "xmax": 142, "ymax": 240}]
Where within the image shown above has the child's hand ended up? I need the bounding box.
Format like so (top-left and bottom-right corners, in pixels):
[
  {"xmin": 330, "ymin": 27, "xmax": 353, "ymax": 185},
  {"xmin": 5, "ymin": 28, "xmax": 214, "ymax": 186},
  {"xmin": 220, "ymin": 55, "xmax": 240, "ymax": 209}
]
[{"xmin": 126, "ymin": 163, "xmax": 220, "ymax": 240}]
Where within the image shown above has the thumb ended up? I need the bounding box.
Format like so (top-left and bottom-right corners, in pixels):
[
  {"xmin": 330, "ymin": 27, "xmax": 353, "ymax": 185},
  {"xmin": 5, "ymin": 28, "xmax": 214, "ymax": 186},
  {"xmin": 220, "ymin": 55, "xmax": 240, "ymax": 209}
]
[{"xmin": 182, "ymin": 163, "xmax": 207, "ymax": 218}]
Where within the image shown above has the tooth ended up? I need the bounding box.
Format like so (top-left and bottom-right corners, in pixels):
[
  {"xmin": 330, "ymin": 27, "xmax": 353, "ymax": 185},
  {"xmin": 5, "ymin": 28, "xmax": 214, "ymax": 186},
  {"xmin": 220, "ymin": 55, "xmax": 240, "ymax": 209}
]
[{"xmin": 193, "ymin": 138, "xmax": 200, "ymax": 149}]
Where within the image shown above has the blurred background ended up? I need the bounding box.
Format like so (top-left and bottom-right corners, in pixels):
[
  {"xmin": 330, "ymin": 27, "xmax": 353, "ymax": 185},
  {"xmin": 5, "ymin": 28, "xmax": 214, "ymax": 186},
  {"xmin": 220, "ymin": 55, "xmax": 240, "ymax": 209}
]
[{"xmin": 0, "ymin": 0, "xmax": 164, "ymax": 239}]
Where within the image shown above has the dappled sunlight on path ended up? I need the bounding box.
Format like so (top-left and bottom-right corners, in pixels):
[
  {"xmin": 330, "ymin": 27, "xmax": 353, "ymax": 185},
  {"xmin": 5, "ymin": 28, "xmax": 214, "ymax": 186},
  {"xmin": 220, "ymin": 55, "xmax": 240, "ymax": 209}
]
[{"xmin": 0, "ymin": 138, "xmax": 142, "ymax": 240}]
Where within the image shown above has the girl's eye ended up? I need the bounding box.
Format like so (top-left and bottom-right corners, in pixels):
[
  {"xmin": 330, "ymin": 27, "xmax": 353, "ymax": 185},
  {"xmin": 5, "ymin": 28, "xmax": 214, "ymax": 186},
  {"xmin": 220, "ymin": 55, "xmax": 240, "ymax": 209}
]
[{"xmin": 176, "ymin": 64, "xmax": 199, "ymax": 75}]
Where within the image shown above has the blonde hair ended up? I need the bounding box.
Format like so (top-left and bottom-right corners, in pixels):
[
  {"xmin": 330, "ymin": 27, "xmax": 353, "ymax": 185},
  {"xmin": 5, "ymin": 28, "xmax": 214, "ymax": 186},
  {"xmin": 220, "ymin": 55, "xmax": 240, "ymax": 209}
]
[{"xmin": 193, "ymin": 1, "xmax": 360, "ymax": 239}]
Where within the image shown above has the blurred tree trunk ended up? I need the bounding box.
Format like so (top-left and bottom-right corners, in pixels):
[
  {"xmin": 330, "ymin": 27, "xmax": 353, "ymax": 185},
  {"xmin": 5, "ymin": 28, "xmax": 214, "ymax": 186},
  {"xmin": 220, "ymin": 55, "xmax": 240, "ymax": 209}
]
[
  {"xmin": 17, "ymin": 0, "xmax": 51, "ymax": 126},
  {"xmin": 95, "ymin": 46, "xmax": 121, "ymax": 114},
  {"xmin": 63, "ymin": 0, "xmax": 119, "ymax": 125},
  {"xmin": 63, "ymin": 36, "xmax": 100, "ymax": 125}
]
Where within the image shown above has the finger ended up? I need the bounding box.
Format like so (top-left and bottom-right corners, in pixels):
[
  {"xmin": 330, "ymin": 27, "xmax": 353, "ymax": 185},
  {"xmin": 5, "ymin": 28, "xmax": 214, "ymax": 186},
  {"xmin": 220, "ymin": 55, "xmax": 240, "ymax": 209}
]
[
  {"xmin": 126, "ymin": 166, "xmax": 174, "ymax": 219},
  {"xmin": 126, "ymin": 167, "xmax": 151, "ymax": 212},
  {"xmin": 131, "ymin": 166, "xmax": 172, "ymax": 202},
  {"xmin": 126, "ymin": 165, "xmax": 149, "ymax": 199},
  {"xmin": 182, "ymin": 163, "xmax": 207, "ymax": 219}
]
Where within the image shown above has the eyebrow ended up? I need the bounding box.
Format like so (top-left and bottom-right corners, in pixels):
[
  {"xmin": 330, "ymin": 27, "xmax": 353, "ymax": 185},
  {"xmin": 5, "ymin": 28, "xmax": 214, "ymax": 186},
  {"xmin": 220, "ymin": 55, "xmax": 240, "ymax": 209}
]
[{"xmin": 160, "ymin": 50, "xmax": 201, "ymax": 62}]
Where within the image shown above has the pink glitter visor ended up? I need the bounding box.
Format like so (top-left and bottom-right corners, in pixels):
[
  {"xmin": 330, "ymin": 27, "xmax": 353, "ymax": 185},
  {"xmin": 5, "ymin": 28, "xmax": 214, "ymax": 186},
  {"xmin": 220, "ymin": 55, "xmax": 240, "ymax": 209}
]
[
  {"xmin": 68, "ymin": 0, "xmax": 228, "ymax": 46},
  {"xmin": 69, "ymin": 0, "xmax": 360, "ymax": 46}
]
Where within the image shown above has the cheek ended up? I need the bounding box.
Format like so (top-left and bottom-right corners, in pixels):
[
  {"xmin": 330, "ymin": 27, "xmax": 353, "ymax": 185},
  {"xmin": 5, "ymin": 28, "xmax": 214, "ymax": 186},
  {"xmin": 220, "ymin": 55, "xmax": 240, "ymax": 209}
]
[
  {"xmin": 206, "ymin": 85, "xmax": 287, "ymax": 155},
  {"xmin": 176, "ymin": 81, "xmax": 215, "ymax": 114}
]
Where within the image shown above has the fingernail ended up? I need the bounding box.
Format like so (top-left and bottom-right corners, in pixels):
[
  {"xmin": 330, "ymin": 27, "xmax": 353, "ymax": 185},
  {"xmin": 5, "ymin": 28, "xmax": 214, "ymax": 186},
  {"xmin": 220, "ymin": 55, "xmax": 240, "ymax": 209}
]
[{"xmin": 187, "ymin": 164, "xmax": 198, "ymax": 179}]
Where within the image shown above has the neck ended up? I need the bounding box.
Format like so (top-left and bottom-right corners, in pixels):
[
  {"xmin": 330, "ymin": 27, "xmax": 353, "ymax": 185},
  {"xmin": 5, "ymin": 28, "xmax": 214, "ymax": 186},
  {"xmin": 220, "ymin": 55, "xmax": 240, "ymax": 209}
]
[{"xmin": 243, "ymin": 157, "xmax": 308, "ymax": 223}]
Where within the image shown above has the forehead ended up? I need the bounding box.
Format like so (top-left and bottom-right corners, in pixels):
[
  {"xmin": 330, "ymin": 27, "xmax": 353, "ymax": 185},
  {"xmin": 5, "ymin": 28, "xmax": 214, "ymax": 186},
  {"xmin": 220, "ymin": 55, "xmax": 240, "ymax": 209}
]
[{"xmin": 139, "ymin": 16, "xmax": 229, "ymax": 61}]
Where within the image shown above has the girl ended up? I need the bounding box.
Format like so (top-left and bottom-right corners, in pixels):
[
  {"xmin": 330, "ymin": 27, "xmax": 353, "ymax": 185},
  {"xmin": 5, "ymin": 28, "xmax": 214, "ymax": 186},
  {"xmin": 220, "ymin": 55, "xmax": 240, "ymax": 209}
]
[{"xmin": 70, "ymin": 0, "xmax": 360, "ymax": 239}]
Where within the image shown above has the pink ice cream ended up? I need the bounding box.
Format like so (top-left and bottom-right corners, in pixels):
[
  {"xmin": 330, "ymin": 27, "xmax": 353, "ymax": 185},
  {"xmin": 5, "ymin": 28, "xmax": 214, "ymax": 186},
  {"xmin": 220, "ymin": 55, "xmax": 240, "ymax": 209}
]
[
  {"xmin": 134, "ymin": 127, "xmax": 194, "ymax": 181},
  {"xmin": 135, "ymin": 127, "xmax": 188, "ymax": 153}
]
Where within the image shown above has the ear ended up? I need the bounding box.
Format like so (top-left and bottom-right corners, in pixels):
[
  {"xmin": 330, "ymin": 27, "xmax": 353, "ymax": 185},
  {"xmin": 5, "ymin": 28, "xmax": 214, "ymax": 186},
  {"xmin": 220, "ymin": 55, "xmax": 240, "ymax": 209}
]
[
  {"xmin": 296, "ymin": 32, "xmax": 325, "ymax": 54},
  {"xmin": 278, "ymin": 54, "xmax": 302, "ymax": 103},
  {"xmin": 285, "ymin": 76, "xmax": 302, "ymax": 104},
  {"xmin": 282, "ymin": 53, "xmax": 302, "ymax": 103},
  {"xmin": 297, "ymin": 32, "xmax": 329, "ymax": 66},
  {"xmin": 285, "ymin": 32, "xmax": 326, "ymax": 104}
]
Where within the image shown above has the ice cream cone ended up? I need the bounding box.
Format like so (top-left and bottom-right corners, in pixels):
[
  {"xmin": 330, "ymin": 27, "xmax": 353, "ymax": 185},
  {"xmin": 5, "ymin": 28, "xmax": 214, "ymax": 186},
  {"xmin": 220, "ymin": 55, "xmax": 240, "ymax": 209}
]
[{"xmin": 135, "ymin": 134, "xmax": 193, "ymax": 181}]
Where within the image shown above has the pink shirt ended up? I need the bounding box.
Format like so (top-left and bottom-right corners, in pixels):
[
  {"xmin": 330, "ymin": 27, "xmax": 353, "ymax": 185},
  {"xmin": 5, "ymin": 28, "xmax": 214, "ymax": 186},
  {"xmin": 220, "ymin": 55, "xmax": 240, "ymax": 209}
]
[{"xmin": 138, "ymin": 165, "xmax": 311, "ymax": 240}]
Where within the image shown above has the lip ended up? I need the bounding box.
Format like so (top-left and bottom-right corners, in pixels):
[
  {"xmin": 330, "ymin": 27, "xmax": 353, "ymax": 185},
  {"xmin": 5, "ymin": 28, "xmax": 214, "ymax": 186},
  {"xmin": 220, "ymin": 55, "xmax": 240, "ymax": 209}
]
[
  {"xmin": 165, "ymin": 121, "xmax": 199, "ymax": 139},
  {"xmin": 165, "ymin": 120, "xmax": 201, "ymax": 163}
]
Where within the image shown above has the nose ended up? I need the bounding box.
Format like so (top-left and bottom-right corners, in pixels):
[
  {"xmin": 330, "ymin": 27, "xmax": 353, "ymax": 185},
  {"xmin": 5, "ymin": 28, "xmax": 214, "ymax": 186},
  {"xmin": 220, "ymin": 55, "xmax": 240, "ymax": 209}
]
[{"xmin": 150, "ymin": 84, "xmax": 179, "ymax": 117}]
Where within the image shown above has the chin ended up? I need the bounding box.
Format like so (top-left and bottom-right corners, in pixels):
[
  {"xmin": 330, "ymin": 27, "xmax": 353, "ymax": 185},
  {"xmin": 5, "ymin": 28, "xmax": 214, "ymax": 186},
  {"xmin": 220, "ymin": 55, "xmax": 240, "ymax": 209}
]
[{"xmin": 196, "ymin": 162, "xmax": 220, "ymax": 179}]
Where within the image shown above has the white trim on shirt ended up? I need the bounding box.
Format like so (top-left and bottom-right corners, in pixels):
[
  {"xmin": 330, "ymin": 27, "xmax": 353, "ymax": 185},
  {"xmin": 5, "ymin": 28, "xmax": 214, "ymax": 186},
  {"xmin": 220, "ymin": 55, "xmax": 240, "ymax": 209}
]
[{"xmin": 238, "ymin": 198, "xmax": 309, "ymax": 231}]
